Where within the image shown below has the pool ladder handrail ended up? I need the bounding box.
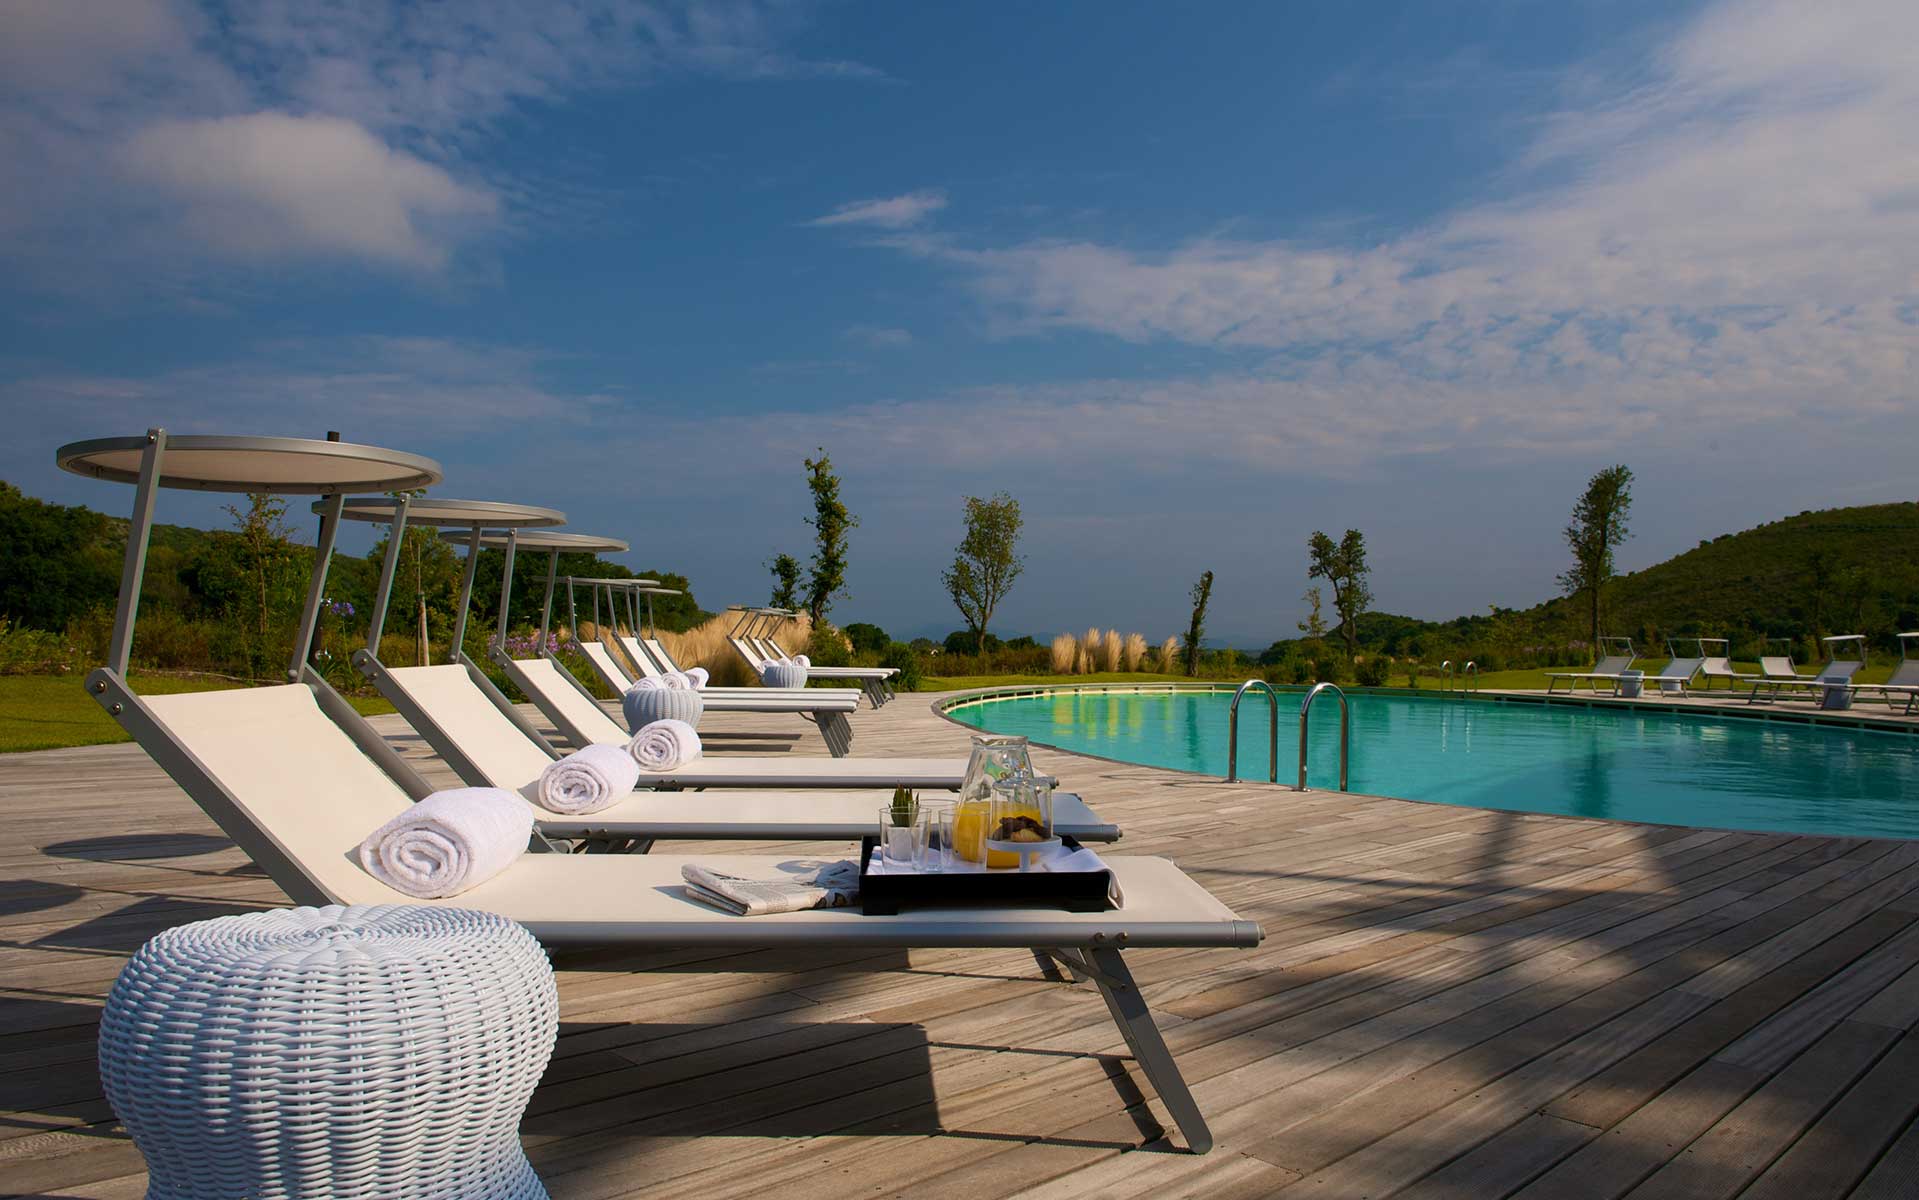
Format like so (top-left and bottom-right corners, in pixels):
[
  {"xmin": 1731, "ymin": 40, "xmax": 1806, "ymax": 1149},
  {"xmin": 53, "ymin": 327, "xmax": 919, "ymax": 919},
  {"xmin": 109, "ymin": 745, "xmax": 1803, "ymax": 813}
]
[
  {"xmin": 1439, "ymin": 660, "xmax": 1454, "ymax": 692},
  {"xmin": 1225, "ymin": 679, "xmax": 1279, "ymax": 784},
  {"xmin": 1462, "ymin": 661, "xmax": 1479, "ymax": 693},
  {"xmin": 1297, "ymin": 682, "xmax": 1350, "ymax": 792}
]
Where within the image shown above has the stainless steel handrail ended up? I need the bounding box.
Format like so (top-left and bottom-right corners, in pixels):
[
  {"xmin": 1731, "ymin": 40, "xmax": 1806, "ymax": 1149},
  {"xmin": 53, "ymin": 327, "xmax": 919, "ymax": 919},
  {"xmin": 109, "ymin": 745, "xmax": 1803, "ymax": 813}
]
[
  {"xmin": 1297, "ymin": 682, "xmax": 1350, "ymax": 792},
  {"xmin": 1439, "ymin": 660, "xmax": 1454, "ymax": 692},
  {"xmin": 1225, "ymin": 679, "xmax": 1279, "ymax": 783},
  {"xmin": 1463, "ymin": 661, "xmax": 1479, "ymax": 693}
]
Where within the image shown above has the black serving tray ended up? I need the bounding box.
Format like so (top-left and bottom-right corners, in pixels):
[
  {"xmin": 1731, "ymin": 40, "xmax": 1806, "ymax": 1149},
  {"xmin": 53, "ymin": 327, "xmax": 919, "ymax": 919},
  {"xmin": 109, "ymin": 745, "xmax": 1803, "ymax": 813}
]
[{"xmin": 859, "ymin": 835, "xmax": 1111, "ymax": 915}]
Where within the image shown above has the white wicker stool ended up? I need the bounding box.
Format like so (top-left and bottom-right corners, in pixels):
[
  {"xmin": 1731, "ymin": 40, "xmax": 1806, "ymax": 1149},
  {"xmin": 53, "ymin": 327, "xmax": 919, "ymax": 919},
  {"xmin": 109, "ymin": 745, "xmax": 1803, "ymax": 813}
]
[
  {"xmin": 622, "ymin": 685, "xmax": 705, "ymax": 731},
  {"xmin": 100, "ymin": 904, "xmax": 558, "ymax": 1200}
]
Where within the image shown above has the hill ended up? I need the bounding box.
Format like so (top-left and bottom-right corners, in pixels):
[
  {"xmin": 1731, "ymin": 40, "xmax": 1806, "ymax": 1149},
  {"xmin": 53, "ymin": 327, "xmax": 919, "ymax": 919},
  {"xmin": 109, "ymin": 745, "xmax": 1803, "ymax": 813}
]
[{"xmin": 1263, "ymin": 500, "xmax": 1919, "ymax": 666}]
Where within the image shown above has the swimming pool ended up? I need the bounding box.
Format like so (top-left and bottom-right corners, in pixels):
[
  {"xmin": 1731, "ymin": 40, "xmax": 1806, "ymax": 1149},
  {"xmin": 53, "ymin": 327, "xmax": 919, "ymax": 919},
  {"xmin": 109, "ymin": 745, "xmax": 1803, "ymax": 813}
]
[{"xmin": 942, "ymin": 687, "xmax": 1919, "ymax": 840}]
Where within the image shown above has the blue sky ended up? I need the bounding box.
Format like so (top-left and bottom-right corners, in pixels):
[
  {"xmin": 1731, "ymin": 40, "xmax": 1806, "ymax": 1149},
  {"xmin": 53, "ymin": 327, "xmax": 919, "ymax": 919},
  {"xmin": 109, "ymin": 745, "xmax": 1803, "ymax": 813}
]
[{"xmin": 3, "ymin": 0, "xmax": 1915, "ymax": 645}]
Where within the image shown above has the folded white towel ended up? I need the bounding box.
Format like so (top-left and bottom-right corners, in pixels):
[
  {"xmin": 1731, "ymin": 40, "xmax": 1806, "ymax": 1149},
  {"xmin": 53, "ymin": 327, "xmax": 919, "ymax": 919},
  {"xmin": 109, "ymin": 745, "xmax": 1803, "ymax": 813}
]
[
  {"xmin": 627, "ymin": 718, "xmax": 702, "ymax": 770},
  {"xmin": 535, "ymin": 743, "xmax": 641, "ymax": 815},
  {"xmin": 681, "ymin": 860, "xmax": 860, "ymax": 916},
  {"xmin": 355, "ymin": 788, "xmax": 530, "ymax": 899},
  {"xmin": 685, "ymin": 667, "xmax": 710, "ymax": 688}
]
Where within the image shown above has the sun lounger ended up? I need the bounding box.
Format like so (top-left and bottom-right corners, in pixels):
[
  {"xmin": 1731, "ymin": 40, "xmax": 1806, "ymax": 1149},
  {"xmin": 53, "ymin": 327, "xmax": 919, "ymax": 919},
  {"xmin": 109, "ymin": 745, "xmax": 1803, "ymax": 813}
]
[
  {"xmin": 1697, "ymin": 639, "xmax": 1749, "ymax": 690},
  {"xmin": 1749, "ymin": 635, "xmax": 1866, "ymax": 705},
  {"xmin": 1638, "ymin": 643, "xmax": 1705, "ymax": 694},
  {"xmin": 493, "ymin": 652, "xmax": 972, "ymax": 788},
  {"xmin": 112, "ymin": 682, "xmax": 1236, "ymax": 1155},
  {"xmin": 1840, "ymin": 632, "xmax": 1919, "ymax": 713},
  {"xmin": 1544, "ymin": 640, "xmax": 1636, "ymax": 695},
  {"xmin": 727, "ymin": 608, "xmax": 897, "ymax": 706}
]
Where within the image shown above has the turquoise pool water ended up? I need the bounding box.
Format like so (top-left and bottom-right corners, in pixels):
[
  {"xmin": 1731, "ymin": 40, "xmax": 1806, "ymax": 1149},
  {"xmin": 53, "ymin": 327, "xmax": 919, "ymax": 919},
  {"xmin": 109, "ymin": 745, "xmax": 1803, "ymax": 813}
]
[{"xmin": 946, "ymin": 689, "xmax": 1919, "ymax": 840}]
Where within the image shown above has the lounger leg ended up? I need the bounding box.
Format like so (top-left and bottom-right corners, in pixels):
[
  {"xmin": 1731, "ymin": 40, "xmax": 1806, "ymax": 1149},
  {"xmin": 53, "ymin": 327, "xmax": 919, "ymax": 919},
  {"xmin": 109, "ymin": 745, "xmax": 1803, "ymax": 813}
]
[
  {"xmin": 819, "ymin": 711, "xmax": 852, "ymax": 757},
  {"xmin": 1074, "ymin": 947, "xmax": 1214, "ymax": 1155}
]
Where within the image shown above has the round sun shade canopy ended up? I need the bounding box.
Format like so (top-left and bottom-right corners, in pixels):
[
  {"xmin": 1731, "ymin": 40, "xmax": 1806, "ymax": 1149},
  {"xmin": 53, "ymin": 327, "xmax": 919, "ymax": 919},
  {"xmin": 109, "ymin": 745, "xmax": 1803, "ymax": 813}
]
[
  {"xmin": 442, "ymin": 529, "xmax": 630, "ymax": 554},
  {"xmin": 636, "ymin": 587, "xmax": 685, "ymax": 596},
  {"xmin": 56, "ymin": 434, "xmax": 442, "ymax": 495},
  {"xmin": 317, "ymin": 497, "xmax": 567, "ymax": 528}
]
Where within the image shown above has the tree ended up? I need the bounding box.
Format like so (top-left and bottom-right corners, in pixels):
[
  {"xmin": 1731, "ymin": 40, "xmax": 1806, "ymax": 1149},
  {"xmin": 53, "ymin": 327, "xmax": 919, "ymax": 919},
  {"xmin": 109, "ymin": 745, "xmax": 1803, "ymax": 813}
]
[
  {"xmin": 844, "ymin": 622, "xmax": 889, "ymax": 655},
  {"xmin": 1558, "ymin": 465, "xmax": 1634, "ymax": 657},
  {"xmin": 941, "ymin": 491, "xmax": 1025, "ymax": 655},
  {"xmin": 802, "ymin": 450, "xmax": 857, "ymax": 624},
  {"xmin": 1306, "ymin": 529, "xmax": 1374, "ymax": 660},
  {"xmin": 1183, "ymin": 569, "xmax": 1214, "ymax": 676},
  {"xmin": 1298, "ymin": 586, "xmax": 1326, "ymax": 641},
  {"xmin": 768, "ymin": 553, "xmax": 802, "ymax": 610},
  {"xmin": 1806, "ymin": 549, "xmax": 1834, "ymax": 643}
]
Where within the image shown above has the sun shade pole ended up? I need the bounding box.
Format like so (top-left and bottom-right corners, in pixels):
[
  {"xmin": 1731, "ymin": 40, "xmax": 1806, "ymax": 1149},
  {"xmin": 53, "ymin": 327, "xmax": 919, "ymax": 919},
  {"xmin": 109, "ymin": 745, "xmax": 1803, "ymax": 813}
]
[
  {"xmin": 365, "ymin": 492, "xmax": 410, "ymax": 655},
  {"xmin": 645, "ymin": 592, "xmax": 657, "ymax": 637},
  {"xmin": 106, "ymin": 428, "xmax": 167, "ymax": 677},
  {"xmin": 450, "ymin": 524, "xmax": 482, "ymax": 661},
  {"xmin": 289, "ymin": 493, "xmax": 345, "ymax": 683},
  {"xmin": 538, "ymin": 550, "xmax": 559, "ymax": 647},
  {"xmin": 495, "ymin": 529, "xmax": 519, "ymax": 648}
]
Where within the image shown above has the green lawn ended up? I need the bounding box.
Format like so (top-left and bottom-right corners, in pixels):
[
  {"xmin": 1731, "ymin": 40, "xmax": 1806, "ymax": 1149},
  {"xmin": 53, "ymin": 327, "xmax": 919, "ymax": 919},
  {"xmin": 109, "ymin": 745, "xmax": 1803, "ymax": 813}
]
[{"xmin": 0, "ymin": 674, "xmax": 394, "ymax": 753}]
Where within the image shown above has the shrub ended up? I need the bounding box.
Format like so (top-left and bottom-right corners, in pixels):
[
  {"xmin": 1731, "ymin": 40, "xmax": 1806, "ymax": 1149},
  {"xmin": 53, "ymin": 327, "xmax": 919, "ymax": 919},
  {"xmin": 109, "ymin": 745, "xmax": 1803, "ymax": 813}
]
[
  {"xmin": 1100, "ymin": 628, "xmax": 1121, "ymax": 672},
  {"xmin": 1049, "ymin": 634, "xmax": 1076, "ymax": 673},
  {"xmin": 1157, "ymin": 636, "xmax": 1179, "ymax": 673},
  {"xmin": 844, "ymin": 622, "xmax": 889, "ymax": 655},
  {"xmin": 1354, "ymin": 655, "xmax": 1391, "ymax": 687},
  {"xmin": 0, "ymin": 617, "xmax": 77, "ymax": 675},
  {"xmin": 1122, "ymin": 632, "xmax": 1146, "ymax": 671},
  {"xmin": 1005, "ymin": 635, "xmax": 1038, "ymax": 650},
  {"xmin": 880, "ymin": 642, "xmax": 923, "ymax": 691},
  {"xmin": 1288, "ymin": 657, "xmax": 1314, "ymax": 685},
  {"xmin": 943, "ymin": 629, "xmax": 1001, "ymax": 655},
  {"xmin": 808, "ymin": 624, "xmax": 852, "ymax": 667},
  {"xmin": 1311, "ymin": 655, "xmax": 1351, "ymax": 684}
]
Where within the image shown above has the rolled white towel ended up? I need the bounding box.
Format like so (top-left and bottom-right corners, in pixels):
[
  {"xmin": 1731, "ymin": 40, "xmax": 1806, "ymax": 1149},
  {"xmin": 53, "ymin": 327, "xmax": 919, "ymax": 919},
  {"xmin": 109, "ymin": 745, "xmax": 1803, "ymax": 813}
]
[
  {"xmin": 627, "ymin": 677, "xmax": 667, "ymax": 694},
  {"xmin": 661, "ymin": 671, "xmax": 693, "ymax": 690},
  {"xmin": 627, "ymin": 718, "xmax": 702, "ymax": 771},
  {"xmin": 685, "ymin": 667, "xmax": 710, "ymax": 688},
  {"xmin": 535, "ymin": 743, "xmax": 641, "ymax": 815},
  {"xmin": 795, "ymin": 654, "xmax": 810, "ymax": 667},
  {"xmin": 355, "ymin": 788, "xmax": 530, "ymax": 899}
]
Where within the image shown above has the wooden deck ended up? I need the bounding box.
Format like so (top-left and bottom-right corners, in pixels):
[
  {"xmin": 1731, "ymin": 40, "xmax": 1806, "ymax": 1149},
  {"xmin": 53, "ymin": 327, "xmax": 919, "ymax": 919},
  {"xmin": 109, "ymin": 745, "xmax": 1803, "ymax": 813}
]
[{"xmin": 3, "ymin": 690, "xmax": 1918, "ymax": 1198}]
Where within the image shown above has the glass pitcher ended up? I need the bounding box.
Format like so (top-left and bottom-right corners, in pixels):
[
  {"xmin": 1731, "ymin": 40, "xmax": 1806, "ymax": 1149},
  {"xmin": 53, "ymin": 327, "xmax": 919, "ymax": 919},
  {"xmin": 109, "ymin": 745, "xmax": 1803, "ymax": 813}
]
[{"xmin": 956, "ymin": 735, "xmax": 1033, "ymax": 866}]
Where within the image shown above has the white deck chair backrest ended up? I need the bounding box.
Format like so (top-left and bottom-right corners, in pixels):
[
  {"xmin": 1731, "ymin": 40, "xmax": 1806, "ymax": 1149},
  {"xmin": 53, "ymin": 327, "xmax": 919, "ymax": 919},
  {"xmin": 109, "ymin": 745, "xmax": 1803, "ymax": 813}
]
[
  {"xmin": 1818, "ymin": 659, "xmax": 1864, "ymax": 682},
  {"xmin": 1758, "ymin": 656, "xmax": 1796, "ymax": 677},
  {"xmin": 382, "ymin": 665, "xmax": 555, "ymax": 794},
  {"xmin": 1885, "ymin": 658, "xmax": 1919, "ymax": 688},
  {"xmin": 1652, "ymin": 658, "xmax": 1705, "ymax": 681},
  {"xmin": 581, "ymin": 641, "xmax": 635, "ymax": 692},
  {"xmin": 512, "ymin": 657, "xmax": 628, "ymax": 745},
  {"xmin": 617, "ymin": 636, "xmax": 665, "ymax": 680},
  {"xmin": 1591, "ymin": 653, "xmax": 1633, "ymax": 675},
  {"xmin": 143, "ymin": 685, "xmax": 414, "ymax": 904},
  {"xmin": 1702, "ymin": 657, "xmax": 1736, "ymax": 676},
  {"xmin": 642, "ymin": 638, "xmax": 680, "ymax": 673},
  {"xmin": 729, "ymin": 636, "xmax": 768, "ymax": 669}
]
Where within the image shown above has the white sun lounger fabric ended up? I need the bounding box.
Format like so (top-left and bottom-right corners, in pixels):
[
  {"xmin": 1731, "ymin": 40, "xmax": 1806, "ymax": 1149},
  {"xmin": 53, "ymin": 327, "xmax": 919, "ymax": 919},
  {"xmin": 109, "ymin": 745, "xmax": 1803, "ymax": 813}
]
[
  {"xmin": 355, "ymin": 786, "xmax": 531, "ymax": 898},
  {"xmin": 580, "ymin": 641, "xmax": 635, "ymax": 692},
  {"xmin": 536, "ymin": 744, "xmax": 641, "ymax": 815},
  {"xmin": 627, "ymin": 719, "xmax": 701, "ymax": 771},
  {"xmin": 377, "ymin": 665, "xmax": 557, "ymax": 799}
]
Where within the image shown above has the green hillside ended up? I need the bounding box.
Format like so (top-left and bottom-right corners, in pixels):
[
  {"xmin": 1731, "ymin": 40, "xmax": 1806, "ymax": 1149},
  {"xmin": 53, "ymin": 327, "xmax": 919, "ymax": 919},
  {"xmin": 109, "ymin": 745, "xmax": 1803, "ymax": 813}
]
[
  {"xmin": 1263, "ymin": 501, "xmax": 1919, "ymax": 668},
  {"xmin": 1533, "ymin": 501, "xmax": 1919, "ymax": 655}
]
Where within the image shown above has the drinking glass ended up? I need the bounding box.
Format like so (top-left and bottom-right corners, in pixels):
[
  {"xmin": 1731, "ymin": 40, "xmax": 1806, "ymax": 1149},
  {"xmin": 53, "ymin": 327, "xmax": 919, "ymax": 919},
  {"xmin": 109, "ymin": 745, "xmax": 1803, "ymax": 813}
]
[
  {"xmin": 878, "ymin": 805, "xmax": 922, "ymax": 867},
  {"xmin": 917, "ymin": 802, "xmax": 953, "ymax": 873}
]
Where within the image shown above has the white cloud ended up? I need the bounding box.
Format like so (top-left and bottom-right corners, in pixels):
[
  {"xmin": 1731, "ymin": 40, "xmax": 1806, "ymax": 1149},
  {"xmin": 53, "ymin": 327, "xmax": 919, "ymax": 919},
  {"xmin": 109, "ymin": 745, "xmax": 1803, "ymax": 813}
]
[
  {"xmin": 874, "ymin": 0, "xmax": 1919, "ymax": 453},
  {"xmin": 119, "ymin": 113, "xmax": 498, "ymax": 269},
  {"xmin": 808, "ymin": 190, "xmax": 949, "ymax": 229},
  {"xmin": 0, "ymin": 1, "xmax": 880, "ymax": 287},
  {"xmin": 844, "ymin": 324, "xmax": 915, "ymax": 348}
]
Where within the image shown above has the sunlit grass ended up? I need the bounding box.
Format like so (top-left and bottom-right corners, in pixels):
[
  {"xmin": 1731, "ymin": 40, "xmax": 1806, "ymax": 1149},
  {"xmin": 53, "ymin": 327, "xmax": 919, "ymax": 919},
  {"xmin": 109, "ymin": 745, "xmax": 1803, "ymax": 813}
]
[{"xmin": 1, "ymin": 673, "xmax": 393, "ymax": 753}]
